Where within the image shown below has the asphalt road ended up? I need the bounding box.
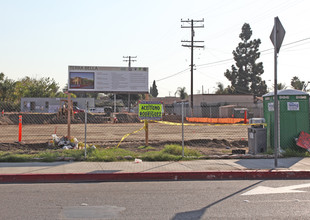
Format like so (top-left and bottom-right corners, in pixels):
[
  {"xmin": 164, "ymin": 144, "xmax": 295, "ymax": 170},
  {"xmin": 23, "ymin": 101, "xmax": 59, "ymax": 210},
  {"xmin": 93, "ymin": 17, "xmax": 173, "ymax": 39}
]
[{"xmin": 1, "ymin": 180, "xmax": 310, "ymax": 219}]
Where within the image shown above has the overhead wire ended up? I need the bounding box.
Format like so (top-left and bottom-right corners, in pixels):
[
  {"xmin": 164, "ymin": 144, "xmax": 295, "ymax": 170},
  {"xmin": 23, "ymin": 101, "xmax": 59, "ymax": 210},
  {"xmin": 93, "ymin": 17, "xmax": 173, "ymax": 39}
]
[
  {"xmin": 155, "ymin": 37, "xmax": 310, "ymax": 83},
  {"xmin": 156, "ymin": 68, "xmax": 190, "ymax": 82},
  {"xmin": 153, "ymin": 0, "xmax": 308, "ymax": 94}
]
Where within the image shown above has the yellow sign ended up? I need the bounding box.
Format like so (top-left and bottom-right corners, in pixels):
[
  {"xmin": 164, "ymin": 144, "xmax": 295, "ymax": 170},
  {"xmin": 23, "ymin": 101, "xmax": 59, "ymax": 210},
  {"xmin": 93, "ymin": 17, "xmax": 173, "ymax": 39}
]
[{"xmin": 139, "ymin": 101, "xmax": 163, "ymax": 120}]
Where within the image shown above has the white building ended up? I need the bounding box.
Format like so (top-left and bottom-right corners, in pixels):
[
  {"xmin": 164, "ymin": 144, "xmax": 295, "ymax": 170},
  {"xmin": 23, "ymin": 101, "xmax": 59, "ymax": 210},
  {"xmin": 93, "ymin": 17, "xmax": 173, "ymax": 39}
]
[{"xmin": 20, "ymin": 97, "xmax": 95, "ymax": 113}]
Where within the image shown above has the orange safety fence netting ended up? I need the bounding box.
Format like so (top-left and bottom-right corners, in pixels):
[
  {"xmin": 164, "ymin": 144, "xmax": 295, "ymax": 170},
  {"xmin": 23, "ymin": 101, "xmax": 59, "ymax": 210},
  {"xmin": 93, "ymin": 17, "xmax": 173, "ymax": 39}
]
[{"xmin": 186, "ymin": 117, "xmax": 248, "ymax": 124}]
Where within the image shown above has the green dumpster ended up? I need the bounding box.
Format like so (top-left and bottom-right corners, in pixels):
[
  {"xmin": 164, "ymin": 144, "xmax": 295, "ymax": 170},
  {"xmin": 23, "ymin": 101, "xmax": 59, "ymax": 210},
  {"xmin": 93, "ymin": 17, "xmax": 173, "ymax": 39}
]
[{"xmin": 263, "ymin": 89, "xmax": 309, "ymax": 150}]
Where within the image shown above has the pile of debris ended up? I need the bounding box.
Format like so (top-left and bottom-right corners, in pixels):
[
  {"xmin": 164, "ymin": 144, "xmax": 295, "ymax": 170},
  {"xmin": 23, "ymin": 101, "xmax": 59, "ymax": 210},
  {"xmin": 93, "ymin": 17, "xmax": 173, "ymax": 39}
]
[{"xmin": 49, "ymin": 134, "xmax": 80, "ymax": 150}]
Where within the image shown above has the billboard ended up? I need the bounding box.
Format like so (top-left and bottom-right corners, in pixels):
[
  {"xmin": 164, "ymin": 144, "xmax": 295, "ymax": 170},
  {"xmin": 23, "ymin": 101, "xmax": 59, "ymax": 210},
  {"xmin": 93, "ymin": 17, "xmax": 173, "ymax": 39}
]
[{"xmin": 68, "ymin": 66, "xmax": 148, "ymax": 93}]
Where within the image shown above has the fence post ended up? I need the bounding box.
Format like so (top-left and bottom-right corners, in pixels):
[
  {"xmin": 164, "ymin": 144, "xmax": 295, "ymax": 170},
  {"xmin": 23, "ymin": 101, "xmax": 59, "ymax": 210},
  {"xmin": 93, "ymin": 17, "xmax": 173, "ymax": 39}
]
[
  {"xmin": 84, "ymin": 101, "xmax": 88, "ymax": 158},
  {"xmin": 67, "ymin": 93, "xmax": 71, "ymax": 139}
]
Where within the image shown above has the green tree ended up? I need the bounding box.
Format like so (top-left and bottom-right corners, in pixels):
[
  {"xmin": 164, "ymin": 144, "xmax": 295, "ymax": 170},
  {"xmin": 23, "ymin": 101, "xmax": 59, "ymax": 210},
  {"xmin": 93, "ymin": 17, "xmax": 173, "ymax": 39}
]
[
  {"xmin": 277, "ymin": 83, "xmax": 287, "ymax": 90},
  {"xmin": 224, "ymin": 23, "xmax": 267, "ymax": 96},
  {"xmin": 150, "ymin": 80, "xmax": 159, "ymax": 97},
  {"xmin": 175, "ymin": 87, "xmax": 188, "ymax": 99},
  {"xmin": 291, "ymin": 76, "xmax": 309, "ymax": 91},
  {"xmin": 14, "ymin": 76, "xmax": 60, "ymax": 99},
  {"xmin": 57, "ymin": 83, "xmax": 77, "ymax": 98},
  {"xmin": 0, "ymin": 73, "xmax": 16, "ymax": 102},
  {"xmin": 214, "ymin": 82, "xmax": 235, "ymax": 94}
]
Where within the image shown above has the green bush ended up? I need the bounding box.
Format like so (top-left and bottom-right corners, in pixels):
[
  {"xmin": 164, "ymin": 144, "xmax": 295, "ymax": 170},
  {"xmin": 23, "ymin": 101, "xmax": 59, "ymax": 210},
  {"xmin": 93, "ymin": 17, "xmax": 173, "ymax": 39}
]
[
  {"xmin": 0, "ymin": 144, "xmax": 203, "ymax": 162},
  {"xmin": 37, "ymin": 151, "xmax": 59, "ymax": 162},
  {"xmin": 162, "ymin": 144, "xmax": 202, "ymax": 157},
  {"xmin": 282, "ymin": 148, "xmax": 310, "ymax": 157},
  {"xmin": 140, "ymin": 151, "xmax": 182, "ymax": 161},
  {"xmin": 87, "ymin": 148, "xmax": 136, "ymax": 162},
  {"xmin": 0, "ymin": 152, "xmax": 34, "ymax": 162}
]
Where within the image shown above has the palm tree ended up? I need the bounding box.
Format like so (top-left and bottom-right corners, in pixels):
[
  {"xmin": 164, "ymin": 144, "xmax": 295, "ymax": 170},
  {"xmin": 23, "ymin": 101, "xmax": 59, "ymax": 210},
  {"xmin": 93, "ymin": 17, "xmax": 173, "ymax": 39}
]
[{"xmin": 175, "ymin": 87, "xmax": 188, "ymax": 100}]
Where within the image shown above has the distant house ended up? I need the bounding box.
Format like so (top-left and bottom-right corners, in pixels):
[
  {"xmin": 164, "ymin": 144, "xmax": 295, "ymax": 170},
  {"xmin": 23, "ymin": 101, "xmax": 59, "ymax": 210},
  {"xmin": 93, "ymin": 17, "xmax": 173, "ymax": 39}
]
[
  {"xmin": 150, "ymin": 97, "xmax": 185, "ymax": 115},
  {"xmin": 20, "ymin": 97, "xmax": 95, "ymax": 113},
  {"xmin": 192, "ymin": 94, "xmax": 257, "ymax": 106}
]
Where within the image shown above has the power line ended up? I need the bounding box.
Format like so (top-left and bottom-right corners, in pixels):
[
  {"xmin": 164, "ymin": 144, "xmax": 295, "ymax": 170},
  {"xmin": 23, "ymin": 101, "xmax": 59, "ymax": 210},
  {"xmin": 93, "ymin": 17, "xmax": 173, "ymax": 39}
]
[
  {"xmin": 197, "ymin": 37, "xmax": 310, "ymax": 68},
  {"xmin": 155, "ymin": 37, "xmax": 310, "ymax": 82},
  {"xmin": 157, "ymin": 68, "xmax": 190, "ymax": 82}
]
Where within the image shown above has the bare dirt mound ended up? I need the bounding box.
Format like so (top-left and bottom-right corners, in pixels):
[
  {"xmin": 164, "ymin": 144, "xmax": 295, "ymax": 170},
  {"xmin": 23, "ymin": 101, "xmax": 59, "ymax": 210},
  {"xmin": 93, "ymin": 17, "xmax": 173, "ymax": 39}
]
[{"xmin": 114, "ymin": 113, "xmax": 140, "ymax": 123}]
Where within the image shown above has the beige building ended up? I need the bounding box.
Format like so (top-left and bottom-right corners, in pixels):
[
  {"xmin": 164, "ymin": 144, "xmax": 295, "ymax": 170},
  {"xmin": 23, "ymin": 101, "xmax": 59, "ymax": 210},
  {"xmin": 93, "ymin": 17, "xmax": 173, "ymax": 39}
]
[
  {"xmin": 150, "ymin": 96, "xmax": 183, "ymax": 105},
  {"xmin": 192, "ymin": 94, "xmax": 255, "ymax": 106}
]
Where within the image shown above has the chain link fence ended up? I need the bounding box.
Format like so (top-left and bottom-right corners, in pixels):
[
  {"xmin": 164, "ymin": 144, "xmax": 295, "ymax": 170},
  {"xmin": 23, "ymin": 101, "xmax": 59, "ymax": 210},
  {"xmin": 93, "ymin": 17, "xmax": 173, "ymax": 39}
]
[{"xmin": 0, "ymin": 98, "xmax": 308, "ymax": 155}]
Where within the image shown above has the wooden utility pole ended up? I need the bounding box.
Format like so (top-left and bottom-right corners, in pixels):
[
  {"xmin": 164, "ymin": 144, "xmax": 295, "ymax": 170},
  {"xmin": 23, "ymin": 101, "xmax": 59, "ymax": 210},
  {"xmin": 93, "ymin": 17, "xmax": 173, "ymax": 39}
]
[
  {"xmin": 123, "ymin": 56, "xmax": 137, "ymax": 112},
  {"xmin": 123, "ymin": 56, "xmax": 137, "ymax": 68},
  {"xmin": 181, "ymin": 19, "xmax": 204, "ymax": 116}
]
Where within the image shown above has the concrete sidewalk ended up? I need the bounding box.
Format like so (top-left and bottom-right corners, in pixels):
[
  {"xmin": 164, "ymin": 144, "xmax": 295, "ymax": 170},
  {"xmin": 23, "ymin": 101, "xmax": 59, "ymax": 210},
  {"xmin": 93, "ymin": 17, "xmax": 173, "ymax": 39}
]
[{"xmin": 1, "ymin": 157, "xmax": 310, "ymax": 183}]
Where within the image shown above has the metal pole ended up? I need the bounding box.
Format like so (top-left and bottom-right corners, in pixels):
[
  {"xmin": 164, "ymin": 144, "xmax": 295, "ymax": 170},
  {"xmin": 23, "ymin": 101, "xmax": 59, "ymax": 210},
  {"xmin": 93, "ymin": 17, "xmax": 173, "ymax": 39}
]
[
  {"xmin": 67, "ymin": 93, "xmax": 71, "ymax": 139},
  {"xmin": 182, "ymin": 102, "xmax": 184, "ymax": 157},
  {"xmin": 273, "ymin": 17, "xmax": 279, "ymax": 168},
  {"xmin": 84, "ymin": 101, "xmax": 88, "ymax": 159},
  {"xmin": 278, "ymin": 101, "xmax": 281, "ymax": 155}
]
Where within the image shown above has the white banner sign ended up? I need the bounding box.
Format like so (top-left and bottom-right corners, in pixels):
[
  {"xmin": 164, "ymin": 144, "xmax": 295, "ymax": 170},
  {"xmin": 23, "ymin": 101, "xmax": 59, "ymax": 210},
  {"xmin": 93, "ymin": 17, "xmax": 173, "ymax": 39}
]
[{"xmin": 68, "ymin": 66, "xmax": 148, "ymax": 93}]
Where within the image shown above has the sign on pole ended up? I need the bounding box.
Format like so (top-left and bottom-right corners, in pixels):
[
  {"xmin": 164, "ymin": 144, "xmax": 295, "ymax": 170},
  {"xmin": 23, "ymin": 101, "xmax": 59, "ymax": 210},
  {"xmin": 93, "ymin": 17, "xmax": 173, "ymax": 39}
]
[
  {"xmin": 138, "ymin": 101, "xmax": 163, "ymax": 121},
  {"xmin": 270, "ymin": 17, "xmax": 286, "ymax": 54},
  {"xmin": 270, "ymin": 16, "xmax": 285, "ymax": 168},
  {"xmin": 138, "ymin": 101, "xmax": 163, "ymax": 146}
]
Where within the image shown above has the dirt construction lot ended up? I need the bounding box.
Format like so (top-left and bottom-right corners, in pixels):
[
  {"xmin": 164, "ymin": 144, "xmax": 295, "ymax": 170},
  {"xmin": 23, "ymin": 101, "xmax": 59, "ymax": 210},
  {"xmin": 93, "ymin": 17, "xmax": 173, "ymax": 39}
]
[{"xmin": 0, "ymin": 122, "xmax": 250, "ymax": 155}]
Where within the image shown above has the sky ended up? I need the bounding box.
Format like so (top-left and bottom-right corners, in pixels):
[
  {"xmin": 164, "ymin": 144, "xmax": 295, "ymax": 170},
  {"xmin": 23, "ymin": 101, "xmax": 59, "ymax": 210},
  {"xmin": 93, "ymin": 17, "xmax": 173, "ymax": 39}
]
[{"xmin": 1, "ymin": 0, "xmax": 310, "ymax": 97}]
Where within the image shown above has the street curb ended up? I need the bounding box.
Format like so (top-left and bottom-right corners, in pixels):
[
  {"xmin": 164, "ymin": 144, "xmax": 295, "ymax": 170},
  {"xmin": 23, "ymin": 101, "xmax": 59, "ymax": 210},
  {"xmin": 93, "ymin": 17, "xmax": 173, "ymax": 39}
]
[{"xmin": 1, "ymin": 170, "xmax": 310, "ymax": 183}]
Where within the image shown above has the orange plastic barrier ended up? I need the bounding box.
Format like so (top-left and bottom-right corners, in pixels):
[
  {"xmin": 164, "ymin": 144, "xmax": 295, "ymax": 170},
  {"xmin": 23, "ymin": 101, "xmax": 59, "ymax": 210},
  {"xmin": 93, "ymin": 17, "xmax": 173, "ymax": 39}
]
[{"xmin": 186, "ymin": 117, "xmax": 249, "ymax": 124}]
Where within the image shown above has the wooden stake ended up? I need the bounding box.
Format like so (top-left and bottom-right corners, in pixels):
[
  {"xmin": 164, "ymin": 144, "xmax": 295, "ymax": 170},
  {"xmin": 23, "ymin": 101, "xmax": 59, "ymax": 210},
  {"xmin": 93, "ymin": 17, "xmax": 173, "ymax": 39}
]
[{"xmin": 144, "ymin": 120, "xmax": 149, "ymax": 146}]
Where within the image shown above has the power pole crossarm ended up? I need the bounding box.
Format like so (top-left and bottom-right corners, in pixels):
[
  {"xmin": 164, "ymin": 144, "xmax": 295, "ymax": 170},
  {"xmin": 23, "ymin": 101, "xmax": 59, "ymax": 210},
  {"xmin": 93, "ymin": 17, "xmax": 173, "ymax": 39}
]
[
  {"xmin": 181, "ymin": 18, "xmax": 204, "ymax": 27},
  {"xmin": 123, "ymin": 56, "xmax": 137, "ymax": 68}
]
